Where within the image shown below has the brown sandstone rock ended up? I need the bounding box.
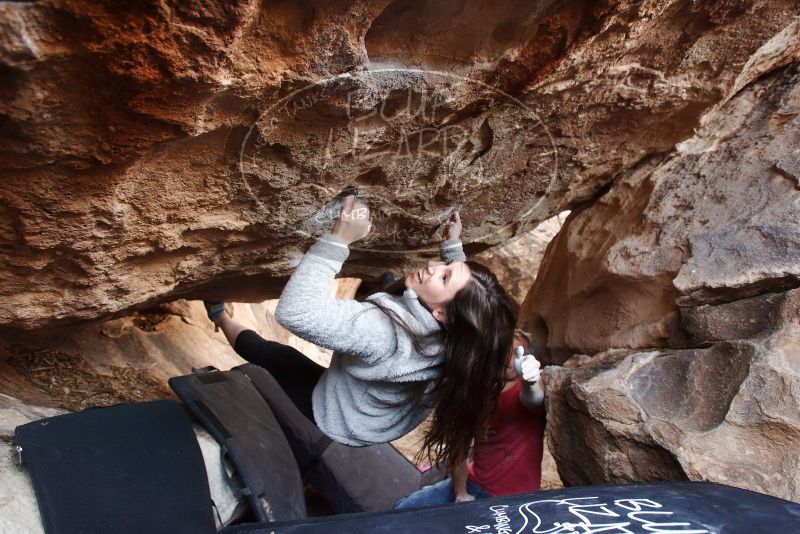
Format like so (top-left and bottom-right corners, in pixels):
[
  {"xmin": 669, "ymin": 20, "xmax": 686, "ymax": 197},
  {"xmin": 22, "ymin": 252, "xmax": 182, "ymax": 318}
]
[
  {"xmin": 2, "ymin": 0, "xmax": 797, "ymax": 329},
  {"xmin": 1, "ymin": 0, "xmax": 799, "ymax": 511},
  {"xmin": 521, "ymin": 27, "xmax": 800, "ymax": 360},
  {"xmin": 533, "ymin": 22, "xmax": 800, "ymax": 501},
  {"xmin": 0, "ymin": 300, "xmax": 242, "ymax": 410},
  {"xmin": 540, "ymin": 437, "xmax": 563, "ymax": 490},
  {"xmin": 544, "ymin": 287, "xmax": 800, "ymax": 502},
  {"xmin": 0, "ymin": 278, "xmax": 359, "ymax": 410},
  {"xmin": 475, "ymin": 212, "xmax": 567, "ymax": 307}
]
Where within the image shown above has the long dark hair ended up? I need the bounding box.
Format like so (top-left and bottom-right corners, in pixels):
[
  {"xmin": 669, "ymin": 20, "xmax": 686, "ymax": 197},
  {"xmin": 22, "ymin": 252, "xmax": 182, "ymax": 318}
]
[{"xmin": 370, "ymin": 260, "xmax": 516, "ymax": 467}]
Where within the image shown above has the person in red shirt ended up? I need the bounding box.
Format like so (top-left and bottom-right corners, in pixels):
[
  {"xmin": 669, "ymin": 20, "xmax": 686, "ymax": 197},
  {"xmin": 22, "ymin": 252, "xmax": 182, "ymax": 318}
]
[{"xmin": 394, "ymin": 330, "xmax": 545, "ymax": 508}]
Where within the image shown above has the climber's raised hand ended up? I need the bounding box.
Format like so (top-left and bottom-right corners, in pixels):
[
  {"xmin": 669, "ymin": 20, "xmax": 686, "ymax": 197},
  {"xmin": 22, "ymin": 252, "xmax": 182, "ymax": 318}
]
[
  {"xmin": 331, "ymin": 194, "xmax": 372, "ymax": 245},
  {"xmin": 442, "ymin": 210, "xmax": 462, "ymax": 241}
]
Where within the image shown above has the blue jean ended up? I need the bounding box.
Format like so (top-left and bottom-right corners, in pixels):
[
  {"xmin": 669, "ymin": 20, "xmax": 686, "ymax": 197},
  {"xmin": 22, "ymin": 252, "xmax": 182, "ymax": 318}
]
[{"xmin": 393, "ymin": 477, "xmax": 492, "ymax": 509}]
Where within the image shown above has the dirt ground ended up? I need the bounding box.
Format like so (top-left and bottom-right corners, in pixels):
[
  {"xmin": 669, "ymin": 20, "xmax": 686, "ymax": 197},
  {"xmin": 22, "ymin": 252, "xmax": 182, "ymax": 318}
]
[
  {"xmin": 4, "ymin": 344, "xmax": 174, "ymax": 412},
  {"xmin": 391, "ymin": 419, "xmax": 430, "ymax": 466}
]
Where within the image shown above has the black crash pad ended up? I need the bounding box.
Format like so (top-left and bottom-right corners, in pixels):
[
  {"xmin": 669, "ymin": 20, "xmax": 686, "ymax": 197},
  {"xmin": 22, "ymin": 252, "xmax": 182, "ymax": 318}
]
[
  {"xmin": 170, "ymin": 368, "xmax": 307, "ymax": 523},
  {"xmin": 15, "ymin": 400, "xmax": 216, "ymax": 534},
  {"xmin": 236, "ymin": 363, "xmax": 437, "ymax": 513},
  {"xmin": 219, "ymin": 481, "xmax": 800, "ymax": 534}
]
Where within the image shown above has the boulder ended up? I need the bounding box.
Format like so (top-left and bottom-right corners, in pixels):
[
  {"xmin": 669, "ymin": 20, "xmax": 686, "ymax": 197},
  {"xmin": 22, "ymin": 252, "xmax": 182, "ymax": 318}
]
[
  {"xmin": 2, "ymin": 0, "xmax": 800, "ymax": 513},
  {"xmin": 521, "ymin": 23, "xmax": 800, "ymax": 360},
  {"xmin": 544, "ymin": 288, "xmax": 800, "ymax": 502},
  {"xmin": 531, "ymin": 20, "xmax": 800, "ymax": 503},
  {"xmin": 475, "ymin": 212, "xmax": 568, "ymax": 307},
  {"xmin": 0, "ymin": 439, "xmax": 45, "ymax": 534},
  {"xmin": 0, "ymin": 393, "xmax": 65, "ymax": 439},
  {"xmin": 1, "ymin": 0, "xmax": 797, "ymax": 329}
]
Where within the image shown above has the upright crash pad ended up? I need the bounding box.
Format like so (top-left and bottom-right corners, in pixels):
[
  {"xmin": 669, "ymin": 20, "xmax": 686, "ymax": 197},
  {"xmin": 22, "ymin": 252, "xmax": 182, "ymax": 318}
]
[
  {"xmin": 219, "ymin": 482, "xmax": 800, "ymax": 534},
  {"xmin": 14, "ymin": 400, "xmax": 216, "ymax": 534},
  {"xmin": 236, "ymin": 363, "xmax": 437, "ymax": 513},
  {"xmin": 169, "ymin": 367, "xmax": 307, "ymax": 522}
]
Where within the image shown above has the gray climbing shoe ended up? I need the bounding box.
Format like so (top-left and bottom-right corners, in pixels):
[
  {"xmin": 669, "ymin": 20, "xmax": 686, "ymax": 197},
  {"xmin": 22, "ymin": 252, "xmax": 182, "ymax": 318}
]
[
  {"xmin": 380, "ymin": 271, "xmax": 399, "ymax": 290},
  {"xmin": 203, "ymin": 301, "xmax": 226, "ymax": 322}
]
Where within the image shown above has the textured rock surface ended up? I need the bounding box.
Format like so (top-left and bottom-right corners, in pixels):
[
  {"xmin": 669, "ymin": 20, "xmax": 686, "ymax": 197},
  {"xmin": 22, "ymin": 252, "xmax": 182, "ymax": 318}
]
[
  {"xmin": 521, "ymin": 23, "xmax": 800, "ymax": 360},
  {"xmin": 532, "ymin": 20, "xmax": 800, "ymax": 502},
  {"xmin": 544, "ymin": 287, "xmax": 800, "ymax": 502},
  {"xmin": 0, "ymin": 393, "xmax": 65, "ymax": 439},
  {"xmin": 539, "ymin": 437, "xmax": 563, "ymax": 490},
  {"xmin": 0, "ymin": 440, "xmax": 45, "ymax": 534},
  {"xmin": 0, "ymin": 300, "xmax": 243, "ymax": 410},
  {"xmin": 475, "ymin": 212, "xmax": 567, "ymax": 307},
  {"xmin": 2, "ymin": 0, "xmax": 800, "ymax": 512},
  {"xmin": 0, "ymin": 278, "xmax": 358, "ymax": 409},
  {"xmin": 2, "ymin": 0, "xmax": 798, "ymax": 329}
]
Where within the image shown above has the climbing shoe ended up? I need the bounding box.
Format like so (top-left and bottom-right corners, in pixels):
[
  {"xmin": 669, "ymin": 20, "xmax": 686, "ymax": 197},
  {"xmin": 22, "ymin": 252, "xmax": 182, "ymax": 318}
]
[
  {"xmin": 203, "ymin": 301, "xmax": 226, "ymax": 322},
  {"xmin": 380, "ymin": 271, "xmax": 399, "ymax": 290}
]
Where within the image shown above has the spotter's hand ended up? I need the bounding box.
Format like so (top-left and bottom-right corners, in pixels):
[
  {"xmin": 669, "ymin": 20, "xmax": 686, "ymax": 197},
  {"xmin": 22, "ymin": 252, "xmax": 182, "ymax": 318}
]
[{"xmin": 514, "ymin": 346, "xmax": 541, "ymax": 383}]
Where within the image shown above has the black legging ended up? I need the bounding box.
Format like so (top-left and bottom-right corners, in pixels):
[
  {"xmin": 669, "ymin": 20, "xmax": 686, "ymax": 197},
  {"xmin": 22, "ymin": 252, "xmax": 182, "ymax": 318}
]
[{"xmin": 233, "ymin": 329, "xmax": 325, "ymax": 423}]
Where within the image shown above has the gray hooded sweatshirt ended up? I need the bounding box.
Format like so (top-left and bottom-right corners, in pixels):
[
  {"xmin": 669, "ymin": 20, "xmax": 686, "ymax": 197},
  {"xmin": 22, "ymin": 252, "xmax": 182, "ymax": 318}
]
[{"xmin": 274, "ymin": 234, "xmax": 466, "ymax": 446}]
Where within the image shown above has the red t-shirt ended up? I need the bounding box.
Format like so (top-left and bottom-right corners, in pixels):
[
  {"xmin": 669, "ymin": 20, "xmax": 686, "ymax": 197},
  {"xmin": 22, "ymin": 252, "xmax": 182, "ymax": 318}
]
[{"xmin": 468, "ymin": 380, "xmax": 545, "ymax": 496}]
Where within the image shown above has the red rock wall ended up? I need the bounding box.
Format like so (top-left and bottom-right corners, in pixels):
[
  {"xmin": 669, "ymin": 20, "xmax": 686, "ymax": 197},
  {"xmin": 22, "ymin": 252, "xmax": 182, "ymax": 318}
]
[{"xmin": 2, "ymin": 0, "xmax": 797, "ymax": 329}]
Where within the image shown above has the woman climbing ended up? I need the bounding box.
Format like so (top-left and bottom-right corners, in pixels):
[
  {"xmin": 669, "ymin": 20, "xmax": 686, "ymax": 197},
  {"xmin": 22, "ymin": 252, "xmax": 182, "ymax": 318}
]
[{"xmin": 206, "ymin": 193, "xmax": 517, "ymax": 470}]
